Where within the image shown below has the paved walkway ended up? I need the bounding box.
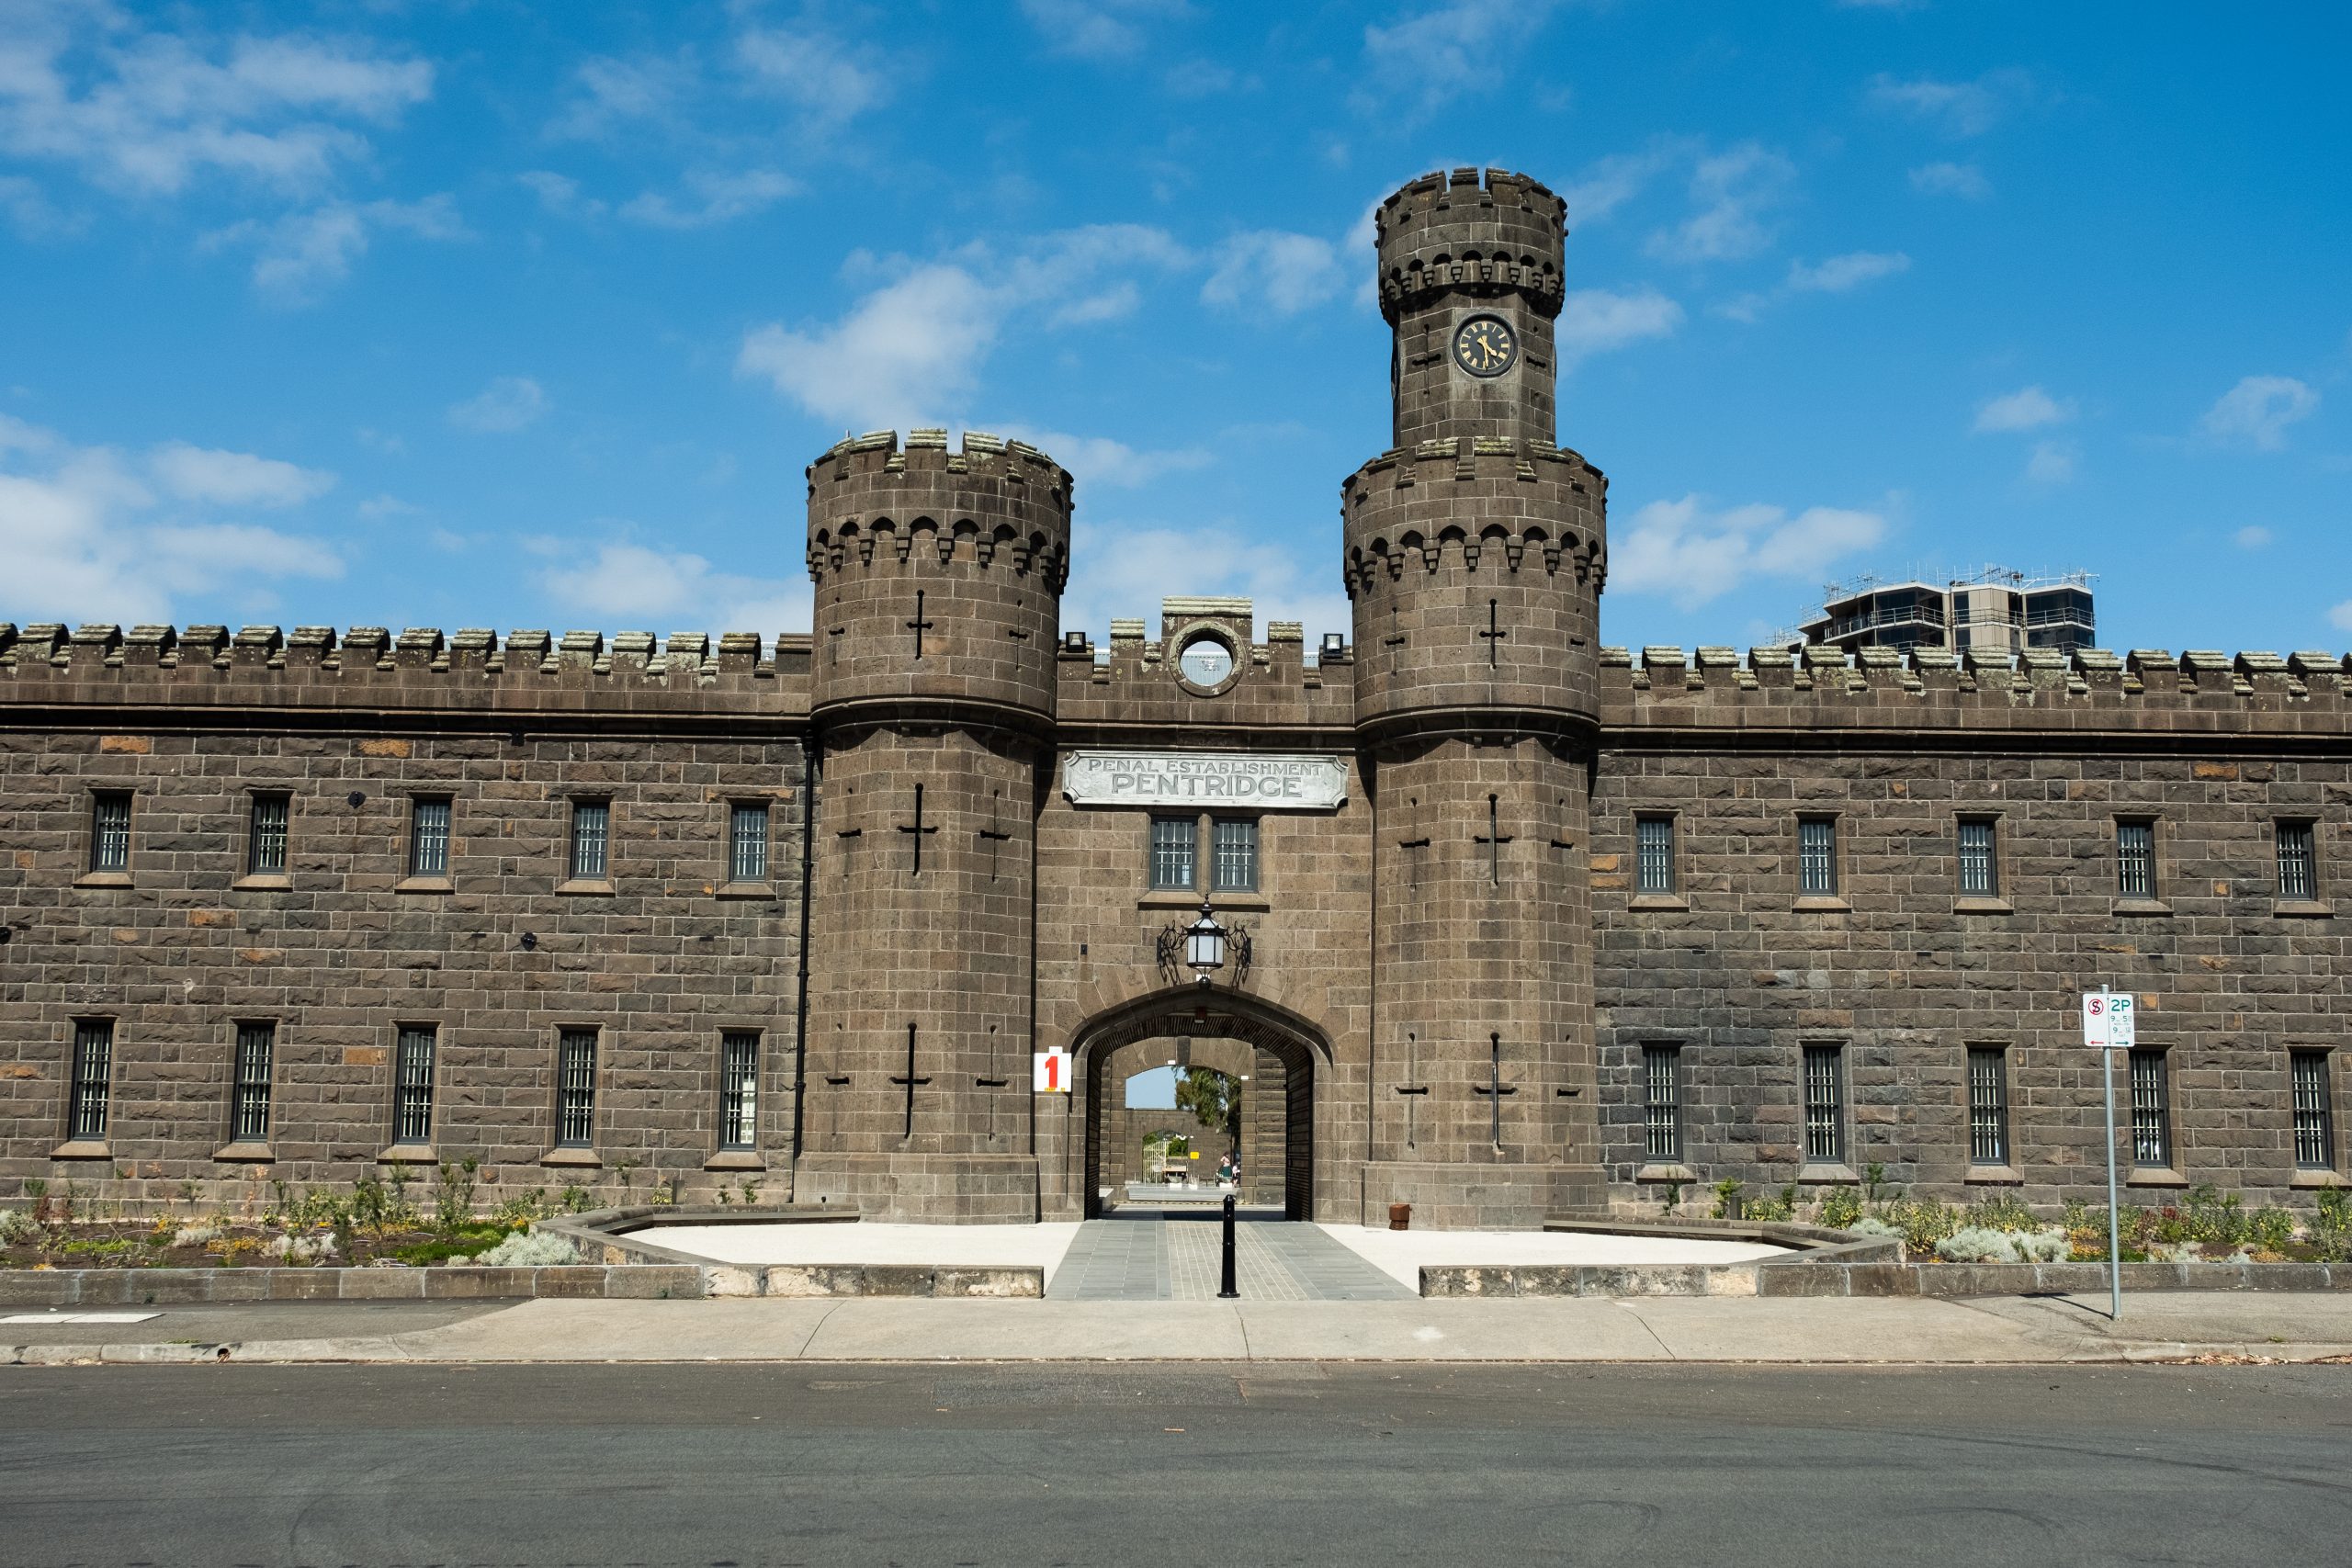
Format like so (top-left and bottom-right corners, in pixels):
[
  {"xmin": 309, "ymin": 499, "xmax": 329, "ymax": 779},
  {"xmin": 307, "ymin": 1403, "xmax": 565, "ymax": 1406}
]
[{"xmin": 1047, "ymin": 1217, "xmax": 1413, "ymax": 1301}]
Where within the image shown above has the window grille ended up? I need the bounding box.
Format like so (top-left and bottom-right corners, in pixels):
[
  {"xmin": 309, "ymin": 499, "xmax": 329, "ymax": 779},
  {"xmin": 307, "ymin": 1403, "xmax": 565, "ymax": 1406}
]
[
  {"xmin": 1642, "ymin": 1044, "xmax": 1682, "ymax": 1161},
  {"xmin": 729, "ymin": 804, "xmax": 770, "ymax": 884},
  {"xmin": 68, "ymin": 1021, "xmax": 113, "ymax": 1140},
  {"xmin": 409, "ymin": 798, "xmax": 450, "ymax": 876},
  {"xmin": 90, "ymin": 793, "xmax": 130, "ymax": 872},
  {"xmin": 2278, "ymin": 821, "xmax": 2318, "ymax": 902},
  {"xmin": 2129, "ymin": 1049, "xmax": 2171, "ymax": 1168},
  {"xmin": 1967, "ymin": 1046, "xmax": 2009, "ymax": 1165},
  {"xmin": 570, "ymin": 801, "xmax": 610, "ymax": 881},
  {"xmin": 1803, "ymin": 1044, "xmax": 1845, "ymax": 1164},
  {"xmin": 1149, "ymin": 816, "xmax": 1196, "ymax": 890},
  {"xmin": 1211, "ymin": 818, "xmax": 1258, "ymax": 892},
  {"xmin": 394, "ymin": 1027, "xmax": 436, "ymax": 1145},
  {"xmin": 720, "ymin": 1032, "xmax": 760, "ymax": 1149},
  {"xmin": 2116, "ymin": 820, "xmax": 2156, "ymax": 899},
  {"xmin": 1635, "ymin": 817, "xmax": 1676, "ymax": 895},
  {"xmin": 1958, "ymin": 818, "xmax": 1998, "ymax": 897},
  {"xmin": 248, "ymin": 794, "xmax": 289, "ymax": 875},
  {"xmin": 232, "ymin": 1023, "xmax": 275, "ymax": 1142},
  {"xmin": 1798, "ymin": 818, "xmax": 1838, "ymax": 896},
  {"xmin": 556, "ymin": 1030, "xmax": 597, "ymax": 1147},
  {"xmin": 2292, "ymin": 1052, "xmax": 2335, "ymax": 1171}
]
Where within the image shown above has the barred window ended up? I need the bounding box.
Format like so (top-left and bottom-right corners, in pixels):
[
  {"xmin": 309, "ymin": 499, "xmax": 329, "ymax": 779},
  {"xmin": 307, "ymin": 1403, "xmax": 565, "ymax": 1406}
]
[
  {"xmin": 1211, "ymin": 818, "xmax": 1258, "ymax": 893},
  {"xmin": 569, "ymin": 800, "xmax": 610, "ymax": 881},
  {"xmin": 1798, "ymin": 817, "xmax": 1838, "ymax": 897},
  {"xmin": 2116, "ymin": 819, "xmax": 2156, "ymax": 899},
  {"xmin": 248, "ymin": 794, "xmax": 290, "ymax": 875},
  {"xmin": 1635, "ymin": 816, "xmax": 1676, "ymax": 895},
  {"xmin": 68, "ymin": 1021, "xmax": 113, "ymax": 1141},
  {"xmin": 729, "ymin": 803, "xmax": 770, "ymax": 885},
  {"xmin": 556, "ymin": 1030, "xmax": 598, "ymax": 1147},
  {"xmin": 1967, "ymin": 1046, "xmax": 2009, "ymax": 1166},
  {"xmin": 1803, "ymin": 1043, "xmax": 1845, "ymax": 1164},
  {"xmin": 2278, "ymin": 821, "xmax": 2318, "ymax": 902},
  {"xmin": 2291, "ymin": 1051, "xmax": 2335, "ymax": 1171},
  {"xmin": 1642, "ymin": 1043, "xmax": 1682, "ymax": 1161},
  {"xmin": 1958, "ymin": 818, "xmax": 1999, "ymax": 897},
  {"xmin": 409, "ymin": 797, "xmax": 451, "ymax": 876},
  {"xmin": 2129, "ymin": 1048, "xmax": 2171, "ymax": 1168},
  {"xmin": 1149, "ymin": 816, "xmax": 1197, "ymax": 890},
  {"xmin": 232, "ymin": 1022, "xmax": 275, "ymax": 1143},
  {"xmin": 394, "ymin": 1027, "xmax": 436, "ymax": 1145},
  {"xmin": 90, "ymin": 792, "xmax": 131, "ymax": 873},
  {"xmin": 720, "ymin": 1032, "xmax": 760, "ymax": 1150}
]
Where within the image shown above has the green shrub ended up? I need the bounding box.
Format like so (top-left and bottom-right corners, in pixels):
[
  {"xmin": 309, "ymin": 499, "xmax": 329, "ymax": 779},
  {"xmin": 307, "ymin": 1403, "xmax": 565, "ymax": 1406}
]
[
  {"xmin": 1881, "ymin": 1197, "xmax": 1962, "ymax": 1254},
  {"xmin": 470, "ymin": 1230, "xmax": 578, "ymax": 1268},
  {"xmin": 2250, "ymin": 1207, "xmax": 2296, "ymax": 1254},
  {"xmin": 2313, "ymin": 1189, "xmax": 2351, "ymax": 1263},
  {"xmin": 1711, "ymin": 1179, "xmax": 1744, "ymax": 1221},
  {"xmin": 1963, "ymin": 1193, "xmax": 2037, "ymax": 1234},
  {"xmin": 1816, "ymin": 1188, "xmax": 1863, "ymax": 1230},
  {"xmin": 1935, "ymin": 1226, "xmax": 2068, "ymax": 1264},
  {"xmin": 434, "ymin": 1157, "xmax": 481, "ymax": 1235}
]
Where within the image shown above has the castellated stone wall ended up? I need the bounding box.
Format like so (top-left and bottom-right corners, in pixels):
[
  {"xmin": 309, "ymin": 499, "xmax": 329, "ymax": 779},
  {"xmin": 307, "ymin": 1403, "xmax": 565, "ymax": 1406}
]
[{"xmin": 0, "ymin": 623, "xmax": 807, "ymax": 1209}]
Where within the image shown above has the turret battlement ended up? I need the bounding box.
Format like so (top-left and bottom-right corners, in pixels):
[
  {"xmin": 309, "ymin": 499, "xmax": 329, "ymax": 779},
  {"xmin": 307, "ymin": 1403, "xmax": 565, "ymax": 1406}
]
[
  {"xmin": 1375, "ymin": 166, "xmax": 1567, "ymax": 325},
  {"xmin": 1342, "ymin": 438, "xmax": 1607, "ymax": 596},
  {"xmin": 805, "ymin": 429, "xmax": 1071, "ymax": 592}
]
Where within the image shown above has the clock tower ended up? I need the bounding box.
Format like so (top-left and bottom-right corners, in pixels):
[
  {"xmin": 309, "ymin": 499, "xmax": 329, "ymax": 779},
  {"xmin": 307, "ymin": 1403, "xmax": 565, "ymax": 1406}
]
[{"xmin": 1346, "ymin": 167, "xmax": 1609, "ymax": 1225}]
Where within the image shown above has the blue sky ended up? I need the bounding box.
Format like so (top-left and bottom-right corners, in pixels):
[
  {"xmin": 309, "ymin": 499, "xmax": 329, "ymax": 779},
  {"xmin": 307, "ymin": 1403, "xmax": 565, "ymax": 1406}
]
[{"xmin": 3, "ymin": 1, "xmax": 2347, "ymax": 657}]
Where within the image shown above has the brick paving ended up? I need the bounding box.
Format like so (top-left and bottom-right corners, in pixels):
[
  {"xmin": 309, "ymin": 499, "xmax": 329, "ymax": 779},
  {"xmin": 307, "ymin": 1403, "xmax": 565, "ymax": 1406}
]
[{"xmin": 1046, "ymin": 1216, "xmax": 1413, "ymax": 1302}]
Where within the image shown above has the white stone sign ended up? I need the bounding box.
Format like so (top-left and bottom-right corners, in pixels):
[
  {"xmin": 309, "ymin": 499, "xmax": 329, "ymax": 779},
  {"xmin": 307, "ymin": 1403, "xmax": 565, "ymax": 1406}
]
[{"xmin": 1060, "ymin": 750, "xmax": 1348, "ymax": 811}]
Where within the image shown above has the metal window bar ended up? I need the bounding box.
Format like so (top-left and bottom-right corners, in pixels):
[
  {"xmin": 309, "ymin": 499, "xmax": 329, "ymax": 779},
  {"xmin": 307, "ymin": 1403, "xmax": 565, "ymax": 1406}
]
[
  {"xmin": 68, "ymin": 1021, "xmax": 112, "ymax": 1140},
  {"xmin": 394, "ymin": 1028, "xmax": 436, "ymax": 1145},
  {"xmin": 1149, "ymin": 817, "xmax": 1196, "ymax": 890},
  {"xmin": 1211, "ymin": 818, "xmax": 1257, "ymax": 892},
  {"xmin": 409, "ymin": 798, "xmax": 450, "ymax": 876},
  {"xmin": 1798, "ymin": 818, "xmax": 1838, "ymax": 896},
  {"xmin": 232, "ymin": 1023, "xmax": 275, "ymax": 1142},
  {"xmin": 729, "ymin": 804, "xmax": 769, "ymax": 885},
  {"xmin": 90, "ymin": 794, "xmax": 130, "ymax": 872},
  {"xmin": 557, "ymin": 1030, "xmax": 597, "ymax": 1147},
  {"xmin": 1803, "ymin": 1045, "xmax": 1844, "ymax": 1164},
  {"xmin": 1642, "ymin": 1044, "xmax": 1681, "ymax": 1161},
  {"xmin": 1967, "ymin": 1046, "xmax": 2009, "ymax": 1165},
  {"xmin": 2278, "ymin": 821, "xmax": 2318, "ymax": 902},
  {"xmin": 570, "ymin": 801, "xmax": 610, "ymax": 881},
  {"xmin": 1636, "ymin": 817, "xmax": 1676, "ymax": 895},
  {"xmin": 249, "ymin": 795, "xmax": 289, "ymax": 875},
  {"xmin": 1958, "ymin": 819, "xmax": 1998, "ymax": 897},
  {"xmin": 720, "ymin": 1032, "xmax": 760, "ymax": 1149},
  {"xmin": 2116, "ymin": 820, "xmax": 2155, "ymax": 899},
  {"xmin": 2129, "ymin": 1049, "xmax": 2171, "ymax": 1168},
  {"xmin": 2291, "ymin": 1052, "xmax": 2335, "ymax": 1171}
]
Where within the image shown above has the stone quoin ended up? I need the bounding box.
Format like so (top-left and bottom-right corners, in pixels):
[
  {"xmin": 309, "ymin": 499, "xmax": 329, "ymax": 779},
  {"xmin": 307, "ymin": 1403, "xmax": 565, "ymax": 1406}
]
[{"xmin": 2, "ymin": 166, "xmax": 2348, "ymax": 1227}]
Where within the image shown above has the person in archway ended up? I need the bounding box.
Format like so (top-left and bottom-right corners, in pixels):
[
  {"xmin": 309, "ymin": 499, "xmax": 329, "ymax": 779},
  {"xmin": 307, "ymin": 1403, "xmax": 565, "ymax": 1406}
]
[{"xmin": 1216, "ymin": 1149, "xmax": 1236, "ymax": 1189}]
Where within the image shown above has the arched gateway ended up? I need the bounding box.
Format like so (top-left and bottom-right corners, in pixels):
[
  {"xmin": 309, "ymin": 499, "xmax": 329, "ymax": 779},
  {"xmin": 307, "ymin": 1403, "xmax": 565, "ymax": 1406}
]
[{"xmin": 1070, "ymin": 990, "xmax": 1328, "ymax": 1221}]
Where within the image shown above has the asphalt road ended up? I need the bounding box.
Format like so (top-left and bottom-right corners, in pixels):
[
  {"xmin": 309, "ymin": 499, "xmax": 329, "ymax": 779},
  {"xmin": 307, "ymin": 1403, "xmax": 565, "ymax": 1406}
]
[{"xmin": 3, "ymin": 1362, "xmax": 2346, "ymax": 1566}]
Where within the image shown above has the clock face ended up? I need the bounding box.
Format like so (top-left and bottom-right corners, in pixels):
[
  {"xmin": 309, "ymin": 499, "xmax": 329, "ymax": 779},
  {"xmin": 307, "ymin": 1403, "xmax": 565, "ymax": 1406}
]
[
  {"xmin": 1452, "ymin": 314, "xmax": 1519, "ymax": 378},
  {"xmin": 1178, "ymin": 637, "xmax": 1235, "ymax": 687}
]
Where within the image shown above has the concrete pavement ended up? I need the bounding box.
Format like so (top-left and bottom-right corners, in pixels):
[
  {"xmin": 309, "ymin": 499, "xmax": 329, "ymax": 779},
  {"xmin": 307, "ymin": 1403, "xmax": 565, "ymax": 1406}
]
[{"xmin": 7, "ymin": 1289, "xmax": 2352, "ymax": 1365}]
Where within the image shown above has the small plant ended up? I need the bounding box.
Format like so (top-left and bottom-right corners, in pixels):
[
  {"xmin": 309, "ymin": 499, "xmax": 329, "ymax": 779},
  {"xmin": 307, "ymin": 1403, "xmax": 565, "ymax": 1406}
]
[
  {"xmin": 1710, "ymin": 1179, "xmax": 1744, "ymax": 1221},
  {"xmin": 2249, "ymin": 1206, "xmax": 2296, "ymax": 1255},
  {"xmin": 559, "ymin": 1182, "xmax": 592, "ymax": 1215},
  {"xmin": 1861, "ymin": 1162, "xmax": 1894, "ymax": 1208},
  {"xmin": 1881, "ymin": 1196, "xmax": 1962, "ymax": 1255},
  {"xmin": 1816, "ymin": 1187, "xmax": 1863, "ymax": 1230},
  {"xmin": 387, "ymin": 1165, "xmax": 417, "ymax": 1225},
  {"xmin": 2313, "ymin": 1189, "xmax": 2352, "ymax": 1263},
  {"xmin": 715, "ymin": 1187, "xmax": 731, "ymax": 1206},
  {"xmin": 1964, "ymin": 1193, "xmax": 2037, "ymax": 1234},
  {"xmin": 470, "ymin": 1230, "xmax": 579, "ymax": 1268},
  {"xmin": 739, "ymin": 1179, "xmax": 762, "ymax": 1207},
  {"xmin": 434, "ymin": 1156, "xmax": 481, "ymax": 1235},
  {"xmin": 1660, "ymin": 1181, "xmax": 1685, "ymax": 1217},
  {"xmin": 613, "ymin": 1156, "xmax": 640, "ymax": 1195},
  {"xmin": 1936, "ymin": 1226, "xmax": 2070, "ymax": 1265}
]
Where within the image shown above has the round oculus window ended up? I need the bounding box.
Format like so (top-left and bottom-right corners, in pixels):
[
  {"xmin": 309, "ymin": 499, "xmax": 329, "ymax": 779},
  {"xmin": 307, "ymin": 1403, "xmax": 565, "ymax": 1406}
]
[{"xmin": 1177, "ymin": 636, "xmax": 1235, "ymax": 687}]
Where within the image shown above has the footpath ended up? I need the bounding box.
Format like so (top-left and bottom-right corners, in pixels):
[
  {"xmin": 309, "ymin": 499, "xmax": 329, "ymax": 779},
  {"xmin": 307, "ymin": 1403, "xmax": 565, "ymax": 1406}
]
[{"xmin": 7, "ymin": 1290, "xmax": 2352, "ymax": 1366}]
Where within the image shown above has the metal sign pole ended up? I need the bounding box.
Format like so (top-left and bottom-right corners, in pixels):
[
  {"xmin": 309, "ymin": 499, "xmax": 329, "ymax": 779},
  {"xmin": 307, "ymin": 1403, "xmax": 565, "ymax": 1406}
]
[{"xmin": 2102, "ymin": 983, "xmax": 2121, "ymax": 1322}]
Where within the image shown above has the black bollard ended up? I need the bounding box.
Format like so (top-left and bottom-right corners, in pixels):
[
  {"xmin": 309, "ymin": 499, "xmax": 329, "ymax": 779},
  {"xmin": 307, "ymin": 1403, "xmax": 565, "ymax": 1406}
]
[{"xmin": 1218, "ymin": 1192, "xmax": 1239, "ymax": 1298}]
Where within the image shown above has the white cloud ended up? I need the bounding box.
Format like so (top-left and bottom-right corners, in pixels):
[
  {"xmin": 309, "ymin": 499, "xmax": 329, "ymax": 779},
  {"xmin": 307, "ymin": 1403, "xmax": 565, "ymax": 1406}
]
[
  {"xmin": 150, "ymin": 443, "xmax": 335, "ymax": 506},
  {"xmin": 447, "ymin": 377, "xmax": 549, "ymax": 434},
  {"xmin": 2199, "ymin": 375, "xmax": 2320, "ymax": 451},
  {"xmin": 0, "ymin": 16, "xmax": 432, "ymax": 197},
  {"xmin": 1020, "ymin": 0, "xmax": 1190, "ymax": 61},
  {"xmin": 1360, "ymin": 0, "xmax": 1558, "ymax": 119},
  {"xmin": 205, "ymin": 194, "xmax": 466, "ymax": 304},
  {"xmin": 1060, "ymin": 518, "xmax": 1350, "ymax": 650},
  {"xmin": 621, "ymin": 167, "xmax": 797, "ymax": 229},
  {"xmin": 1973, "ymin": 385, "xmax": 2075, "ymax": 433},
  {"xmin": 1610, "ymin": 495, "xmax": 1889, "ymax": 610},
  {"xmin": 1645, "ymin": 143, "xmax": 1794, "ymax": 264},
  {"xmin": 2330, "ymin": 601, "xmax": 2352, "ymax": 633},
  {"xmin": 1200, "ymin": 231, "xmax": 1344, "ymax": 315},
  {"xmin": 1909, "ymin": 161, "xmax": 1990, "ymax": 199},
  {"xmin": 1555, "ymin": 288, "xmax": 1684, "ymax": 366},
  {"xmin": 1868, "ymin": 70, "xmax": 2034, "ymax": 138},
  {"xmin": 2025, "ymin": 440, "xmax": 2077, "ymax": 484},
  {"xmin": 545, "ymin": 54, "xmax": 692, "ymax": 141},
  {"xmin": 999, "ymin": 429, "xmax": 1211, "ymax": 490},
  {"xmin": 2233, "ymin": 525, "xmax": 2272, "ymax": 550},
  {"xmin": 1723, "ymin": 251, "xmax": 1911, "ymax": 321},
  {"xmin": 734, "ymin": 28, "xmax": 887, "ymax": 129},
  {"xmin": 0, "ymin": 417, "xmax": 341, "ymax": 624},
  {"xmin": 519, "ymin": 170, "xmax": 604, "ymax": 218},
  {"xmin": 1557, "ymin": 141, "xmax": 1690, "ymax": 225},
  {"xmin": 538, "ymin": 540, "xmax": 809, "ymax": 633}
]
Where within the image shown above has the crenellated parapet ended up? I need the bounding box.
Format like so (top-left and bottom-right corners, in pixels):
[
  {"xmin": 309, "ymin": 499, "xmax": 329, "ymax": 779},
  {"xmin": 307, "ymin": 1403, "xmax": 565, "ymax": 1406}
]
[
  {"xmin": 1375, "ymin": 166, "xmax": 1568, "ymax": 325},
  {"xmin": 1053, "ymin": 620, "xmax": 1355, "ymax": 737},
  {"xmin": 1602, "ymin": 644, "xmax": 2352, "ymax": 744},
  {"xmin": 805, "ymin": 430, "xmax": 1072, "ymax": 735}
]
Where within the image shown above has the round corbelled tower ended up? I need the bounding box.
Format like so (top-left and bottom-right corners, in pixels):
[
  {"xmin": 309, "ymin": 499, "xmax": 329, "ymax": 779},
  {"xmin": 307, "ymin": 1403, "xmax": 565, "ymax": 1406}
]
[
  {"xmin": 1348, "ymin": 168, "xmax": 1608, "ymax": 1225},
  {"xmin": 799, "ymin": 429, "xmax": 1071, "ymax": 1222}
]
